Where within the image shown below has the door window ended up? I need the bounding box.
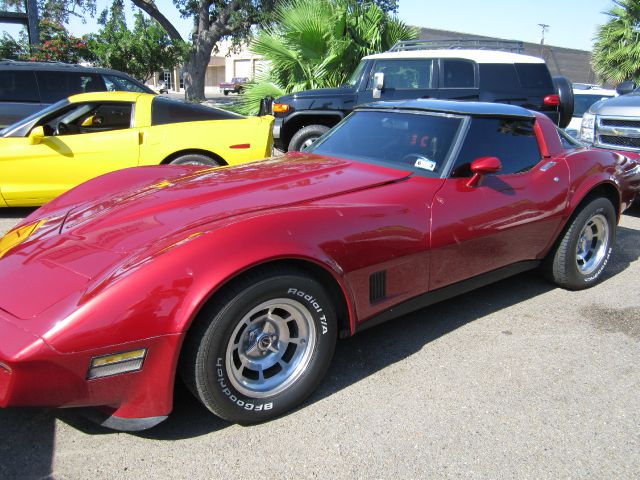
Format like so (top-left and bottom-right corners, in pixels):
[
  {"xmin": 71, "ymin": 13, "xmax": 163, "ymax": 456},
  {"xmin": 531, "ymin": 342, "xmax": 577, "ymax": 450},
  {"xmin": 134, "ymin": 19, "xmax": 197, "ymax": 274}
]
[
  {"xmin": 449, "ymin": 117, "xmax": 541, "ymax": 177},
  {"xmin": 37, "ymin": 102, "xmax": 133, "ymax": 136},
  {"xmin": 368, "ymin": 59, "xmax": 435, "ymax": 90},
  {"xmin": 442, "ymin": 59, "xmax": 475, "ymax": 88}
]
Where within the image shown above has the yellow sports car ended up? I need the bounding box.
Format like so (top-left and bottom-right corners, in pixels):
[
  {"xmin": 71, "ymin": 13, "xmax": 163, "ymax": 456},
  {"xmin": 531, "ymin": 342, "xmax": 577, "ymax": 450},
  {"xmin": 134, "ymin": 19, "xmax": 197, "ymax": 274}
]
[{"xmin": 0, "ymin": 92, "xmax": 274, "ymax": 206}]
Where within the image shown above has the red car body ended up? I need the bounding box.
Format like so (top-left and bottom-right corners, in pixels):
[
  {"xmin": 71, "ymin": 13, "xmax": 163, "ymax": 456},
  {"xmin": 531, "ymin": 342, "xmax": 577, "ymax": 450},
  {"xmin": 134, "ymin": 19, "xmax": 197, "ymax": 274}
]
[{"xmin": 0, "ymin": 100, "xmax": 638, "ymax": 430}]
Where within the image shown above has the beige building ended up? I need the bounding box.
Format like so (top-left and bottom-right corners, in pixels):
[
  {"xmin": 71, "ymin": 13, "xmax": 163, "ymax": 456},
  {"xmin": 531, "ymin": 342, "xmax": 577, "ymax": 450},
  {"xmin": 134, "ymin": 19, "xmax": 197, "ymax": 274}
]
[{"xmin": 151, "ymin": 41, "xmax": 266, "ymax": 94}]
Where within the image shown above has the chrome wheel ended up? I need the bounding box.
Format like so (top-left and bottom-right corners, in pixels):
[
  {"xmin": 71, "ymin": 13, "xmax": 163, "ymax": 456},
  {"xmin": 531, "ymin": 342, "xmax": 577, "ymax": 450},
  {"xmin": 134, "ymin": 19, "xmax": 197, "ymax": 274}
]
[
  {"xmin": 226, "ymin": 298, "xmax": 316, "ymax": 398},
  {"xmin": 301, "ymin": 136, "xmax": 319, "ymax": 149},
  {"xmin": 575, "ymin": 213, "xmax": 609, "ymax": 275}
]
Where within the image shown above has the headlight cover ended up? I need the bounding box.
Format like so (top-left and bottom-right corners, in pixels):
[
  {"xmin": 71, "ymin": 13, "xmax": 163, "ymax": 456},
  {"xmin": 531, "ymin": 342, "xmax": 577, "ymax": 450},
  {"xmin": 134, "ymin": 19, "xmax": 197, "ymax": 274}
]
[{"xmin": 580, "ymin": 113, "xmax": 596, "ymax": 144}]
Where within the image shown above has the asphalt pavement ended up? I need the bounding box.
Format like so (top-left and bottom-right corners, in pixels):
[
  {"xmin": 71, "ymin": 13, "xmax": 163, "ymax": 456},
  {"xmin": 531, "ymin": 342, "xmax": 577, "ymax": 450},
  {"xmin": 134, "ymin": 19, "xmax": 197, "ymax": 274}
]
[{"xmin": 0, "ymin": 207, "xmax": 639, "ymax": 479}]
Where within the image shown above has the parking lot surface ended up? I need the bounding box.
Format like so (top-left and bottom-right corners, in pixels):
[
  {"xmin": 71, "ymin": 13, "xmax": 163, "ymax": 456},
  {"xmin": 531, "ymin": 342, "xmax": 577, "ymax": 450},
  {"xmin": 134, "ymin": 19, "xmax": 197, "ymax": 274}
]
[{"xmin": 0, "ymin": 207, "xmax": 638, "ymax": 479}]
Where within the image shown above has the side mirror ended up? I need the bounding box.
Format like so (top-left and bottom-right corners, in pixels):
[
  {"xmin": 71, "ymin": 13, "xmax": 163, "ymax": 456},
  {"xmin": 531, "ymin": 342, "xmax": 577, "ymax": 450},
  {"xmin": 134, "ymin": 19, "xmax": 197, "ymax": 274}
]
[
  {"xmin": 616, "ymin": 80, "xmax": 637, "ymax": 95},
  {"xmin": 466, "ymin": 156, "xmax": 502, "ymax": 188},
  {"xmin": 372, "ymin": 72, "xmax": 384, "ymax": 99},
  {"xmin": 28, "ymin": 126, "xmax": 45, "ymax": 145}
]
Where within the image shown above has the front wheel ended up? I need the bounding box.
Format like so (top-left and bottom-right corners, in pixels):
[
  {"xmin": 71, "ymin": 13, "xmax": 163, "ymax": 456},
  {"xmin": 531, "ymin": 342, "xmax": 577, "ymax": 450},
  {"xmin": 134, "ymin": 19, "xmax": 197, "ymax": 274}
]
[
  {"xmin": 543, "ymin": 197, "xmax": 616, "ymax": 290},
  {"xmin": 288, "ymin": 124, "xmax": 330, "ymax": 151},
  {"xmin": 181, "ymin": 269, "xmax": 337, "ymax": 424}
]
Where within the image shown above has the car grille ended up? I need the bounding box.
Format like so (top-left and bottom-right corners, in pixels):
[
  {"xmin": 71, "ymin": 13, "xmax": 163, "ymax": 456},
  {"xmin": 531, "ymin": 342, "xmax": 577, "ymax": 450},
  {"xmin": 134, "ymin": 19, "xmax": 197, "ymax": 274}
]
[
  {"xmin": 600, "ymin": 135, "xmax": 640, "ymax": 148},
  {"xmin": 600, "ymin": 118, "xmax": 640, "ymax": 128},
  {"xmin": 596, "ymin": 116, "xmax": 640, "ymax": 152}
]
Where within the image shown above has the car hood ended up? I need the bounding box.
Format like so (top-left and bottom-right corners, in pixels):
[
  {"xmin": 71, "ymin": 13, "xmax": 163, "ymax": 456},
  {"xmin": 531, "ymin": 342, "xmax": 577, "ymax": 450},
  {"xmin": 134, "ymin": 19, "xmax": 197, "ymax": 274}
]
[
  {"xmin": 0, "ymin": 154, "xmax": 411, "ymax": 319},
  {"xmin": 278, "ymin": 86, "xmax": 356, "ymax": 102},
  {"xmin": 58, "ymin": 153, "xmax": 411, "ymax": 252},
  {"xmin": 589, "ymin": 92, "xmax": 640, "ymax": 116}
]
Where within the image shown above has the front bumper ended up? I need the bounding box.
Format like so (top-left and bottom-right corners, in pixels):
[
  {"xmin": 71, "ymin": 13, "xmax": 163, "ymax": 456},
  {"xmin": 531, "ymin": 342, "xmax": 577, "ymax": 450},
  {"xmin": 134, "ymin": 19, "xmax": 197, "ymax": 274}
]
[{"xmin": 0, "ymin": 310, "xmax": 182, "ymax": 429}]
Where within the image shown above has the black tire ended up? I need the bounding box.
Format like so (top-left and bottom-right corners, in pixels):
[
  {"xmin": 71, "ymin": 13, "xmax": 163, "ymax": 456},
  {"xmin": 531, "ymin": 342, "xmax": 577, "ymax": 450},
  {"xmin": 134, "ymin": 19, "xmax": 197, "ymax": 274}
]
[
  {"xmin": 288, "ymin": 124, "xmax": 330, "ymax": 151},
  {"xmin": 553, "ymin": 75, "xmax": 574, "ymax": 128},
  {"xmin": 223, "ymin": 90, "xmax": 229, "ymax": 96},
  {"xmin": 169, "ymin": 154, "xmax": 221, "ymax": 166},
  {"xmin": 181, "ymin": 268, "xmax": 337, "ymax": 424},
  {"xmin": 543, "ymin": 197, "xmax": 616, "ymax": 290}
]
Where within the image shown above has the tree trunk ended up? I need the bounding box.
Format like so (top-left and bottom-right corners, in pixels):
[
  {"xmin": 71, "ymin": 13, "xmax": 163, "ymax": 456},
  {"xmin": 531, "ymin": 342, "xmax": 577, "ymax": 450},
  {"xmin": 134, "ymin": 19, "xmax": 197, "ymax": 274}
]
[{"xmin": 184, "ymin": 36, "xmax": 214, "ymax": 102}]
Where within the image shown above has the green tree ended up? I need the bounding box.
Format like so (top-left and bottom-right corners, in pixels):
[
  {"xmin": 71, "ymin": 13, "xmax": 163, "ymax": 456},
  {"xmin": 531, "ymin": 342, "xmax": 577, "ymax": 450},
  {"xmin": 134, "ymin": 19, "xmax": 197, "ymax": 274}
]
[
  {"xmin": 129, "ymin": 0, "xmax": 278, "ymax": 101},
  {"xmin": 592, "ymin": 0, "xmax": 640, "ymax": 84},
  {"xmin": 0, "ymin": 0, "xmax": 96, "ymax": 24},
  {"xmin": 237, "ymin": 0, "xmax": 416, "ymax": 114},
  {"xmin": 0, "ymin": 33, "xmax": 28, "ymax": 59},
  {"xmin": 89, "ymin": 0, "xmax": 188, "ymax": 82}
]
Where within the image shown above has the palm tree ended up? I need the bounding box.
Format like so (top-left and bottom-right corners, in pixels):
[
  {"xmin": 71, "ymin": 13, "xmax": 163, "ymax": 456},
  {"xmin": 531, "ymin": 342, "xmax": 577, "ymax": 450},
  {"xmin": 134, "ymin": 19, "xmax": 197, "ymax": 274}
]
[
  {"xmin": 237, "ymin": 0, "xmax": 417, "ymax": 114},
  {"xmin": 592, "ymin": 0, "xmax": 640, "ymax": 85}
]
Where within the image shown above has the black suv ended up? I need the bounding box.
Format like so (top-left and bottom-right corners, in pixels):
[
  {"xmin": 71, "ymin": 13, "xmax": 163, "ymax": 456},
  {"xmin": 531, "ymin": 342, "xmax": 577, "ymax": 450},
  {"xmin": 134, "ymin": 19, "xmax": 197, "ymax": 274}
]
[
  {"xmin": 0, "ymin": 60, "xmax": 154, "ymax": 127},
  {"xmin": 270, "ymin": 40, "xmax": 574, "ymax": 151}
]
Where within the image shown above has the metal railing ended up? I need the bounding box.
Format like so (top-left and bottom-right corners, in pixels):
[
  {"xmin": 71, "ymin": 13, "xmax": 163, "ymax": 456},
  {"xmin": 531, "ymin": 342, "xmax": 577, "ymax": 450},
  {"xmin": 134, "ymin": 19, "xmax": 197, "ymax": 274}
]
[{"xmin": 389, "ymin": 39, "xmax": 524, "ymax": 54}]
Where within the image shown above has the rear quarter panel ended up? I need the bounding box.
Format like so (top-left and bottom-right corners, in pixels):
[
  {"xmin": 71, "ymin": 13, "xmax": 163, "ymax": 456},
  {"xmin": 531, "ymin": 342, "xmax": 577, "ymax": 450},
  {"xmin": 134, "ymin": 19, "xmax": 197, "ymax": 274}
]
[{"xmin": 139, "ymin": 116, "xmax": 274, "ymax": 166}]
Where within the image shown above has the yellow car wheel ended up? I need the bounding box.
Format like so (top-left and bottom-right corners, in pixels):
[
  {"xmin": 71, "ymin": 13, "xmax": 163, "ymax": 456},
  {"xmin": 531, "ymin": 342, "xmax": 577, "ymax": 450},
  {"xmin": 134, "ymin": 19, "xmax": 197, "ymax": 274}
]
[{"xmin": 169, "ymin": 154, "xmax": 221, "ymax": 166}]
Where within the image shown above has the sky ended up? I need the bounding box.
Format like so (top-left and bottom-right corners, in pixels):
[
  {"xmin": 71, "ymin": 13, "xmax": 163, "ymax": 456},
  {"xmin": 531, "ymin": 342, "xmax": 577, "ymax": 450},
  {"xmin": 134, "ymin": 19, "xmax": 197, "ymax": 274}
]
[{"xmin": 2, "ymin": 0, "xmax": 616, "ymax": 52}]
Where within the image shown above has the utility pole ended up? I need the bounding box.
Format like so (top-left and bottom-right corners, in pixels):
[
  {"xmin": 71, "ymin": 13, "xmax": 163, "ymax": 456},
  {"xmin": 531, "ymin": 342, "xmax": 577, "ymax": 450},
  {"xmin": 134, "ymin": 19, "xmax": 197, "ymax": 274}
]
[{"xmin": 538, "ymin": 23, "xmax": 549, "ymax": 46}]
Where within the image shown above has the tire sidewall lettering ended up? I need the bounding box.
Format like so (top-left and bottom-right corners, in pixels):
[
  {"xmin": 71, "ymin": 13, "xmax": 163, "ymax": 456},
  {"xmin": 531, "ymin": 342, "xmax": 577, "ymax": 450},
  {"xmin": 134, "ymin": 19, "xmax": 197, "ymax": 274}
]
[{"xmin": 214, "ymin": 356, "xmax": 273, "ymax": 411}]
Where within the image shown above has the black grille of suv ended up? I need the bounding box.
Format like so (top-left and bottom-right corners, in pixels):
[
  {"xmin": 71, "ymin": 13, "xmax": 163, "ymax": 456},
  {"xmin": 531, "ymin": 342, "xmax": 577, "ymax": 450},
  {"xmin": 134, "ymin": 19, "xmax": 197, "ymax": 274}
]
[
  {"xmin": 596, "ymin": 116, "xmax": 640, "ymax": 152},
  {"xmin": 600, "ymin": 135, "xmax": 640, "ymax": 148},
  {"xmin": 601, "ymin": 119, "xmax": 640, "ymax": 128}
]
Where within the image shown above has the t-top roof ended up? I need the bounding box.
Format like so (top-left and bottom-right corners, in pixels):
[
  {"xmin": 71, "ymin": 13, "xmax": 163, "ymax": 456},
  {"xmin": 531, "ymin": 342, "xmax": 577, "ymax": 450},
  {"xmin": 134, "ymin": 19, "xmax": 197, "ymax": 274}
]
[{"xmin": 357, "ymin": 99, "xmax": 536, "ymax": 119}]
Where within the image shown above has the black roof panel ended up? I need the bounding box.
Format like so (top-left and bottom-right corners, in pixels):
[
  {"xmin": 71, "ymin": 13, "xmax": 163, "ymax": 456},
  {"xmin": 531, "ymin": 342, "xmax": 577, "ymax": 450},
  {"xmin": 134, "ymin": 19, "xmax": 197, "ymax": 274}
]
[{"xmin": 357, "ymin": 99, "xmax": 535, "ymax": 119}]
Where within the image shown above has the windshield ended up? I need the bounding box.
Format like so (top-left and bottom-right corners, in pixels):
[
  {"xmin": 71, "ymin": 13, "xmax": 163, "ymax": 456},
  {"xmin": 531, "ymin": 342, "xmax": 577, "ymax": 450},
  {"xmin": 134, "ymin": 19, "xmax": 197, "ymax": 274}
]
[
  {"xmin": 1, "ymin": 99, "xmax": 70, "ymax": 137},
  {"xmin": 307, "ymin": 110, "xmax": 464, "ymax": 177},
  {"xmin": 345, "ymin": 61, "xmax": 367, "ymax": 87}
]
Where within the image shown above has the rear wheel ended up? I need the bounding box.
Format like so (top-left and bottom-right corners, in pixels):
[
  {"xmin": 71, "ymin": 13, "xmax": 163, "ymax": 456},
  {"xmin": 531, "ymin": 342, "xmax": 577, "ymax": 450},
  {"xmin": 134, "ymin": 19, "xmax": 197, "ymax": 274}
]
[
  {"xmin": 169, "ymin": 154, "xmax": 220, "ymax": 166},
  {"xmin": 544, "ymin": 197, "xmax": 616, "ymax": 290},
  {"xmin": 181, "ymin": 269, "xmax": 337, "ymax": 424},
  {"xmin": 288, "ymin": 124, "xmax": 330, "ymax": 151}
]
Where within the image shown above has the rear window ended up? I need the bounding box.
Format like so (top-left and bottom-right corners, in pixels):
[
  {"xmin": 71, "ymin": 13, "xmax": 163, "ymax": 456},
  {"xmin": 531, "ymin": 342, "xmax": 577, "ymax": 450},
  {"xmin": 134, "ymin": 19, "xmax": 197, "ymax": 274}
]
[
  {"xmin": 103, "ymin": 74, "xmax": 149, "ymax": 93},
  {"xmin": 0, "ymin": 71, "xmax": 39, "ymax": 102},
  {"xmin": 151, "ymin": 96, "xmax": 243, "ymax": 125},
  {"xmin": 514, "ymin": 64, "xmax": 553, "ymax": 90},
  {"xmin": 35, "ymin": 71, "xmax": 105, "ymax": 103}
]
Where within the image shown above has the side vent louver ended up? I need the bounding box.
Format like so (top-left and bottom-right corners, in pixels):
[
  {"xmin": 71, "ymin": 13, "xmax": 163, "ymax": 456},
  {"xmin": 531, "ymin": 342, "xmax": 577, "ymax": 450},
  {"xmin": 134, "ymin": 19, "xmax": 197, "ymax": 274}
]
[{"xmin": 369, "ymin": 270, "xmax": 387, "ymax": 303}]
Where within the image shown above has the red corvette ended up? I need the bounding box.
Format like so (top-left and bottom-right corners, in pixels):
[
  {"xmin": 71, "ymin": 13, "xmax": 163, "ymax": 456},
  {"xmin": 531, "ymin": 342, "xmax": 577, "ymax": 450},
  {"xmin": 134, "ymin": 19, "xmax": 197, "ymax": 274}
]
[{"xmin": 0, "ymin": 100, "xmax": 638, "ymax": 430}]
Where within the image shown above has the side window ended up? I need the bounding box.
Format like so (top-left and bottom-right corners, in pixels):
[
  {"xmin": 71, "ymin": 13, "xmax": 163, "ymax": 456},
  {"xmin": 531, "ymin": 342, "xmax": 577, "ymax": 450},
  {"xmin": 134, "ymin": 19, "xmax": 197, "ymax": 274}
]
[
  {"xmin": 442, "ymin": 59, "xmax": 475, "ymax": 88},
  {"xmin": 514, "ymin": 64, "xmax": 554, "ymax": 90},
  {"xmin": 368, "ymin": 59, "xmax": 435, "ymax": 90},
  {"xmin": 478, "ymin": 64, "xmax": 520, "ymax": 91},
  {"xmin": 0, "ymin": 71, "xmax": 39, "ymax": 102},
  {"xmin": 450, "ymin": 118, "xmax": 541, "ymax": 177},
  {"xmin": 103, "ymin": 74, "xmax": 148, "ymax": 93},
  {"xmin": 39, "ymin": 102, "xmax": 133, "ymax": 136},
  {"xmin": 35, "ymin": 72, "xmax": 104, "ymax": 103}
]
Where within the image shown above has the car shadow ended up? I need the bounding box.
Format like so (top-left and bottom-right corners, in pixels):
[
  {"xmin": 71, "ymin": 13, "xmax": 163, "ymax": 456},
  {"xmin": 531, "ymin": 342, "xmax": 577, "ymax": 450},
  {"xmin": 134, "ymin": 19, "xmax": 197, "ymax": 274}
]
[
  {"xmin": 0, "ymin": 224, "xmax": 637, "ymax": 466},
  {"xmin": 0, "ymin": 408, "xmax": 56, "ymax": 480},
  {"xmin": 0, "ymin": 207, "xmax": 37, "ymax": 220}
]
